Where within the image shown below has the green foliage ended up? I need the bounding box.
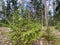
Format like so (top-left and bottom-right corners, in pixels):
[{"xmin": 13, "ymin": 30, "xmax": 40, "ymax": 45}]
[
  {"xmin": 2, "ymin": 11, "xmax": 42, "ymax": 45},
  {"xmin": 0, "ymin": 21, "xmax": 9, "ymax": 27},
  {"xmin": 9, "ymin": 20, "xmax": 42, "ymax": 45},
  {"xmin": 54, "ymin": 14, "xmax": 60, "ymax": 24},
  {"xmin": 55, "ymin": 22, "xmax": 60, "ymax": 31},
  {"xmin": 0, "ymin": 23, "xmax": 8, "ymax": 27},
  {"xmin": 20, "ymin": 23, "xmax": 42, "ymax": 44}
]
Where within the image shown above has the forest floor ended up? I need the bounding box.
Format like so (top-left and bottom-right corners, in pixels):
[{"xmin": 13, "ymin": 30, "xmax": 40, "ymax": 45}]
[
  {"xmin": 0, "ymin": 27, "xmax": 60, "ymax": 45},
  {"xmin": 42, "ymin": 26, "xmax": 60, "ymax": 36},
  {"xmin": 0, "ymin": 27, "xmax": 12, "ymax": 45}
]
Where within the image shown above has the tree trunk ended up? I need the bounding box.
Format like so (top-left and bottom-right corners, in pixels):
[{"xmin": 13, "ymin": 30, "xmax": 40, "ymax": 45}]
[{"xmin": 44, "ymin": 0, "xmax": 48, "ymax": 26}]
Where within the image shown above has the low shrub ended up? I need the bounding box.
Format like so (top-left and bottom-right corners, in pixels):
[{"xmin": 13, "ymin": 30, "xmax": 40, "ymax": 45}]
[
  {"xmin": 1, "ymin": 11, "xmax": 42, "ymax": 45},
  {"xmin": 55, "ymin": 22, "xmax": 60, "ymax": 31}
]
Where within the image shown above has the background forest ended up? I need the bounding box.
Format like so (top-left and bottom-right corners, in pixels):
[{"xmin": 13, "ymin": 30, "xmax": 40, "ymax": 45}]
[{"xmin": 0, "ymin": 0, "xmax": 60, "ymax": 45}]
